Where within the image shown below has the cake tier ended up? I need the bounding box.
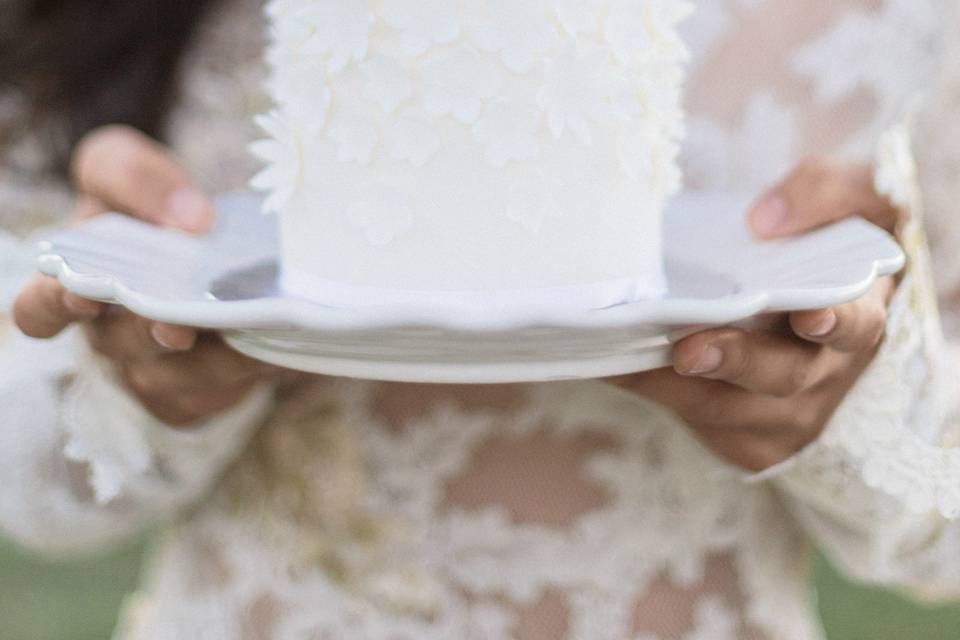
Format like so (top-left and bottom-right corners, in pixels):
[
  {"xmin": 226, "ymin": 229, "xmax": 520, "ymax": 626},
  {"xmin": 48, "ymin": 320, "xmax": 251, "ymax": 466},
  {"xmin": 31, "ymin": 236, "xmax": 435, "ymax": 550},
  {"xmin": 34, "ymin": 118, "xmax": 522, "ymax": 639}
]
[{"xmin": 254, "ymin": 0, "xmax": 691, "ymax": 306}]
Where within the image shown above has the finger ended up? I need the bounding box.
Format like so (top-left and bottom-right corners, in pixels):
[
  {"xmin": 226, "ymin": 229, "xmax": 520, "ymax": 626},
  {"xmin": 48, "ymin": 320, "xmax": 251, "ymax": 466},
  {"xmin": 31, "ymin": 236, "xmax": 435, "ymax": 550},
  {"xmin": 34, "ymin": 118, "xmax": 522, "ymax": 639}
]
[
  {"xmin": 672, "ymin": 327, "xmax": 831, "ymax": 397},
  {"xmin": 171, "ymin": 381, "xmax": 259, "ymax": 426},
  {"xmin": 149, "ymin": 323, "xmax": 198, "ymax": 352},
  {"xmin": 608, "ymin": 367, "xmax": 724, "ymax": 417},
  {"xmin": 123, "ymin": 339, "xmax": 280, "ymax": 393},
  {"xmin": 790, "ymin": 283, "xmax": 889, "ymax": 353},
  {"xmin": 608, "ymin": 371, "xmax": 827, "ymax": 471},
  {"xmin": 71, "ymin": 125, "xmax": 214, "ymax": 233},
  {"xmin": 127, "ymin": 377, "xmax": 258, "ymax": 428},
  {"xmin": 610, "ymin": 368, "xmax": 792, "ymax": 429},
  {"xmin": 13, "ymin": 277, "xmax": 103, "ymax": 338},
  {"xmin": 686, "ymin": 391, "xmax": 830, "ymax": 471},
  {"xmin": 748, "ymin": 158, "xmax": 900, "ymax": 239},
  {"xmin": 68, "ymin": 194, "xmax": 109, "ymax": 225},
  {"xmin": 85, "ymin": 310, "xmax": 194, "ymax": 361},
  {"xmin": 691, "ymin": 412, "xmax": 817, "ymax": 472}
]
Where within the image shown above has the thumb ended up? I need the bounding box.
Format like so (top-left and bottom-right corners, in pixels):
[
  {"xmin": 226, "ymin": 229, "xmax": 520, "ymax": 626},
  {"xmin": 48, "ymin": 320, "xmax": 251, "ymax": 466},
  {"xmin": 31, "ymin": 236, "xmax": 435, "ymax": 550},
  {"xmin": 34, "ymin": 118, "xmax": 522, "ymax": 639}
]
[
  {"xmin": 71, "ymin": 125, "xmax": 215, "ymax": 233},
  {"xmin": 747, "ymin": 159, "xmax": 898, "ymax": 240}
]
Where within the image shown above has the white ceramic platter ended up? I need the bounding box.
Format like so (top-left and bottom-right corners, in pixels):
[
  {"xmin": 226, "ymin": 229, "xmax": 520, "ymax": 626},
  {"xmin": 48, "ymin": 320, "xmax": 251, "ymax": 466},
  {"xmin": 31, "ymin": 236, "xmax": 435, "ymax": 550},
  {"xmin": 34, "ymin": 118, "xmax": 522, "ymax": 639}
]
[{"xmin": 36, "ymin": 192, "xmax": 904, "ymax": 383}]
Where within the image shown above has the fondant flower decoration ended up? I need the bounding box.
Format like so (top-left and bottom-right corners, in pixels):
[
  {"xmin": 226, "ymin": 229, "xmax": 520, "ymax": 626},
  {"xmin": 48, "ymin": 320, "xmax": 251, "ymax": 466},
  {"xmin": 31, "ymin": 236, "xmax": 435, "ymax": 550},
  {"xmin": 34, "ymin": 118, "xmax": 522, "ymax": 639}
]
[
  {"xmin": 265, "ymin": 42, "xmax": 333, "ymax": 129},
  {"xmin": 265, "ymin": 2, "xmax": 313, "ymax": 51},
  {"xmin": 361, "ymin": 55, "xmax": 414, "ymax": 114},
  {"xmin": 616, "ymin": 125, "xmax": 682, "ymax": 196},
  {"xmin": 503, "ymin": 170, "xmax": 564, "ymax": 234},
  {"xmin": 537, "ymin": 43, "xmax": 626, "ymax": 143},
  {"xmin": 660, "ymin": 141, "xmax": 684, "ymax": 197},
  {"xmin": 617, "ymin": 42, "xmax": 688, "ymax": 139},
  {"xmin": 605, "ymin": 0, "xmax": 693, "ymax": 66},
  {"xmin": 327, "ymin": 111, "xmax": 380, "ymax": 164},
  {"xmin": 265, "ymin": 0, "xmax": 300, "ymax": 19},
  {"xmin": 604, "ymin": 1, "xmax": 654, "ymax": 65},
  {"xmin": 616, "ymin": 124, "xmax": 660, "ymax": 182},
  {"xmin": 249, "ymin": 111, "xmax": 304, "ymax": 214},
  {"xmin": 634, "ymin": 61, "xmax": 684, "ymax": 119},
  {"xmin": 554, "ymin": 0, "xmax": 605, "ymax": 37},
  {"xmin": 293, "ymin": 0, "xmax": 371, "ymax": 74},
  {"xmin": 347, "ymin": 188, "xmax": 415, "ymax": 246},
  {"xmin": 379, "ymin": 0, "xmax": 460, "ymax": 57},
  {"xmin": 385, "ymin": 114, "xmax": 442, "ymax": 166},
  {"xmin": 422, "ymin": 47, "xmax": 503, "ymax": 124},
  {"xmin": 645, "ymin": 0, "xmax": 697, "ymax": 34},
  {"xmin": 473, "ymin": 101, "xmax": 541, "ymax": 167},
  {"xmin": 470, "ymin": 0, "xmax": 558, "ymax": 74}
]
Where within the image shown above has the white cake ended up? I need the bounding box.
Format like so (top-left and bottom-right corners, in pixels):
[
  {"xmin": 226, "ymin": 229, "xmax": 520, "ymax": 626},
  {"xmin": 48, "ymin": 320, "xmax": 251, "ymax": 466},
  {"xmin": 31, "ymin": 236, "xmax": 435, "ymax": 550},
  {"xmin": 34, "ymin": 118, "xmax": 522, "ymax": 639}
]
[{"xmin": 253, "ymin": 0, "xmax": 692, "ymax": 310}]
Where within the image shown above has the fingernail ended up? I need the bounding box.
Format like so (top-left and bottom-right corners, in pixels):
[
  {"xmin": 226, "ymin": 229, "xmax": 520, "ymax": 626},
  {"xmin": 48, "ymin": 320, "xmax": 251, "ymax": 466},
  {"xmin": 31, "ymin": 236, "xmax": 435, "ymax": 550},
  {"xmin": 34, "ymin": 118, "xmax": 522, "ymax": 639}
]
[
  {"xmin": 166, "ymin": 187, "xmax": 213, "ymax": 233},
  {"xmin": 685, "ymin": 346, "xmax": 723, "ymax": 375},
  {"xmin": 151, "ymin": 324, "xmax": 194, "ymax": 351},
  {"xmin": 806, "ymin": 311, "xmax": 838, "ymax": 337},
  {"xmin": 750, "ymin": 192, "xmax": 789, "ymax": 238},
  {"xmin": 62, "ymin": 293, "xmax": 101, "ymax": 318}
]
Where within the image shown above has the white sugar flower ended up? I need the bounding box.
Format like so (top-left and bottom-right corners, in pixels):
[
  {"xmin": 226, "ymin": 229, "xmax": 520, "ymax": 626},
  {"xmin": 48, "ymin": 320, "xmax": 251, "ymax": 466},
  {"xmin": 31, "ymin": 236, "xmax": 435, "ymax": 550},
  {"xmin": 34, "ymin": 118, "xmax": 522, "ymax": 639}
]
[
  {"xmin": 422, "ymin": 47, "xmax": 502, "ymax": 124},
  {"xmin": 265, "ymin": 42, "xmax": 333, "ymax": 129},
  {"xmin": 645, "ymin": 0, "xmax": 697, "ymax": 32},
  {"xmin": 469, "ymin": 0, "xmax": 558, "ymax": 74},
  {"xmin": 604, "ymin": 0, "xmax": 693, "ymax": 66},
  {"xmin": 661, "ymin": 143, "xmax": 683, "ymax": 197},
  {"xmin": 603, "ymin": 1, "xmax": 653, "ymax": 66},
  {"xmin": 473, "ymin": 101, "xmax": 541, "ymax": 167},
  {"xmin": 616, "ymin": 123, "xmax": 681, "ymax": 196},
  {"xmin": 249, "ymin": 111, "xmax": 305, "ymax": 214},
  {"xmin": 327, "ymin": 111, "xmax": 380, "ymax": 164},
  {"xmin": 554, "ymin": 0, "xmax": 605, "ymax": 37},
  {"xmin": 385, "ymin": 114, "xmax": 441, "ymax": 166},
  {"xmin": 616, "ymin": 122, "xmax": 661, "ymax": 182},
  {"xmin": 265, "ymin": 0, "xmax": 301, "ymax": 20},
  {"xmin": 537, "ymin": 43, "xmax": 627, "ymax": 143},
  {"xmin": 361, "ymin": 55, "xmax": 413, "ymax": 113},
  {"xmin": 379, "ymin": 0, "xmax": 460, "ymax": 56},
  {"xmin": 503, "ymin": 170, "xmax": 564, "ymax": 234},
  {"xmin": 265, "ymin": 3, "xmax": 313, "ymax": 50},
  {"xmin": 293, "ymin": 0, "xmax": 371, "ymax": 73},
  {"xmin": 347, "ymin": 188, "xmax": 415, "ymax": 246},
  {"xmin": 634, "ymin": 59, "xmax": 685, "ymax": 112}
]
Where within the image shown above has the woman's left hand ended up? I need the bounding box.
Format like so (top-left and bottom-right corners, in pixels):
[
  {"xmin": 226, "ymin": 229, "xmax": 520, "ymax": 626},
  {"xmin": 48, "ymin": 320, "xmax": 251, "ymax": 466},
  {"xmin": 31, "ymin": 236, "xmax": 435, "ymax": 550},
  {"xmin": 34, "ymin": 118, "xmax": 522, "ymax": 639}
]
[{"xmin": 608, "ymin": 158, "xmax": 907, "ymax": 472}]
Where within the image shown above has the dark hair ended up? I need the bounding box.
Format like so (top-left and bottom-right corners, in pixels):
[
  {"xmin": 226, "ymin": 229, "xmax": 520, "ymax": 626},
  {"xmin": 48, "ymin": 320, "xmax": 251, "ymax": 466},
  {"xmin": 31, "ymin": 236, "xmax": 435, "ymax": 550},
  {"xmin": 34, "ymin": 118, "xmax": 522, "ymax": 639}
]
[{"xmin": 0, "ymin": 0, "xmax": 219, "ymax": 172}]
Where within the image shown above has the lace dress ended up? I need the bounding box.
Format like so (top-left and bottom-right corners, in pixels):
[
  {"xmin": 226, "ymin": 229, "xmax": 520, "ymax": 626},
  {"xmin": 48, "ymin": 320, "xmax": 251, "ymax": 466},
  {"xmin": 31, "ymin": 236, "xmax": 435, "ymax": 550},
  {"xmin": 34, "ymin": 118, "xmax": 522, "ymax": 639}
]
[{"xmin": 1, "ymin": 1, "xmax": 959, "ymax": 638}]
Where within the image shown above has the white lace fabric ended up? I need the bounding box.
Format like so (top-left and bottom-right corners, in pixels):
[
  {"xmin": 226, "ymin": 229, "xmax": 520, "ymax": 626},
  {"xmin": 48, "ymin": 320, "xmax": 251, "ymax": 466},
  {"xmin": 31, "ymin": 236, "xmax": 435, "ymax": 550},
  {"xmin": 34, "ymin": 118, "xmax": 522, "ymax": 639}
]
[{"xmin": 1, "ymin": 0, "xmax": 959, "ymax": 639}]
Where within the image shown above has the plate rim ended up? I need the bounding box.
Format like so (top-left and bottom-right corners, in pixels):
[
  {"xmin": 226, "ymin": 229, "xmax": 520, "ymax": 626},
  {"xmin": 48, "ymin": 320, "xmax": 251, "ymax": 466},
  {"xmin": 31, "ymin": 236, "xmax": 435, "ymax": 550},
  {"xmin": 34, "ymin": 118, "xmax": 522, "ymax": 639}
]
[{"xmin": 36, "ymin": 193, "xmax": 906, "ymax": 333}]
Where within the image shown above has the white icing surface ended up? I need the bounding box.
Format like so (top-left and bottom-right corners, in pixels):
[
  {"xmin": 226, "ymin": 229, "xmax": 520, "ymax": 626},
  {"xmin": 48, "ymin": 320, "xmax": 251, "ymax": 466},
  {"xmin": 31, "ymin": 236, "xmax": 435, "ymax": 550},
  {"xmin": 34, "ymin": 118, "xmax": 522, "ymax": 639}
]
[{"xmin": 255, "ymin": 0, "xmax": 691, "ymax": 303}]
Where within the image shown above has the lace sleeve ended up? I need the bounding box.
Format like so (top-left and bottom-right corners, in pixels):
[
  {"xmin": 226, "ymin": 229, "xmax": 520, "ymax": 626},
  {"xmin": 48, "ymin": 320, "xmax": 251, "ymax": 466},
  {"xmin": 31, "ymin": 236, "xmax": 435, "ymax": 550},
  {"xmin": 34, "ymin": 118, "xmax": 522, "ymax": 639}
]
[
  {"xmin": 758, "ymin": 112, "xmax": 960, "ymax": 599},
  {"xmin": 0, "ymin": 232, "xmax": 274, "ymax": 557}
]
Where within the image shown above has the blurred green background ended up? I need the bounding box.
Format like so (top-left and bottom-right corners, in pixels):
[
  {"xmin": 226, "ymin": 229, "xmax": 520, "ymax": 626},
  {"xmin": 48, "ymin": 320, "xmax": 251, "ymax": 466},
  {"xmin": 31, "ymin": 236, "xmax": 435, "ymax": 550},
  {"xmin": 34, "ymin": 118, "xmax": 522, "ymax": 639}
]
[{"xmin": 2, "ymin": 536, "xmax": 959, "ymax": 639}]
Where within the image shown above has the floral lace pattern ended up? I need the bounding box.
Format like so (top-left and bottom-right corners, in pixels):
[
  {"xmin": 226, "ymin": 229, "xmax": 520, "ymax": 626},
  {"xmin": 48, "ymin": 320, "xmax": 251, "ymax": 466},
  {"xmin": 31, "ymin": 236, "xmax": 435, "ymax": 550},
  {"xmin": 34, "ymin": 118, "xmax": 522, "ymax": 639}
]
[
  {"xmin": 1, "ymin": 0, "xmax": 960, "ymax": 639},
  {"xmin": 121, "ymin": 380, "xmax": 796, "ymax": 640}
]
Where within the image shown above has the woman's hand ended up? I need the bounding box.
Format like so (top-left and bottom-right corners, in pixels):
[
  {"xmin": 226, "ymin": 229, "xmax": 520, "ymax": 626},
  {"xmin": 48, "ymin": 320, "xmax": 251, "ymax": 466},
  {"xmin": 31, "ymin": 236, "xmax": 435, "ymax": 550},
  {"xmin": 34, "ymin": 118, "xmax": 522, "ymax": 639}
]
[
  {"xmin": 14, "ymin": 125, "xmax": 286, "ymax": 427},
  {"xmin": 609, "ymin": 158, "xmax": 906, "ymax": 472}
]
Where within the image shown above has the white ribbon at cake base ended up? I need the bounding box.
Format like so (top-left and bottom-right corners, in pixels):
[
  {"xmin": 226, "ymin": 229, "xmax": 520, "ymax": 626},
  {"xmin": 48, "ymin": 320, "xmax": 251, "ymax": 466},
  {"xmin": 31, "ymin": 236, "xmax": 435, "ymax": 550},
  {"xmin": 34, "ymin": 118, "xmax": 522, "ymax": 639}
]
[{"xmin": 281, "ymin": 263, "xmax": 667, "ymax": 313}]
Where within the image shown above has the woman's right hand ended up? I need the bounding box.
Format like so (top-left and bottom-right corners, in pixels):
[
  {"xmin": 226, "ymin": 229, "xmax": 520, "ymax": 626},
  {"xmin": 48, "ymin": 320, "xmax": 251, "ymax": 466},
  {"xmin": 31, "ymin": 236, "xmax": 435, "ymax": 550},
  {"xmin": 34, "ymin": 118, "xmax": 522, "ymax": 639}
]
[{"xmin": 13, "ymin": 125, "xmax": 287, "ymax": 426}]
